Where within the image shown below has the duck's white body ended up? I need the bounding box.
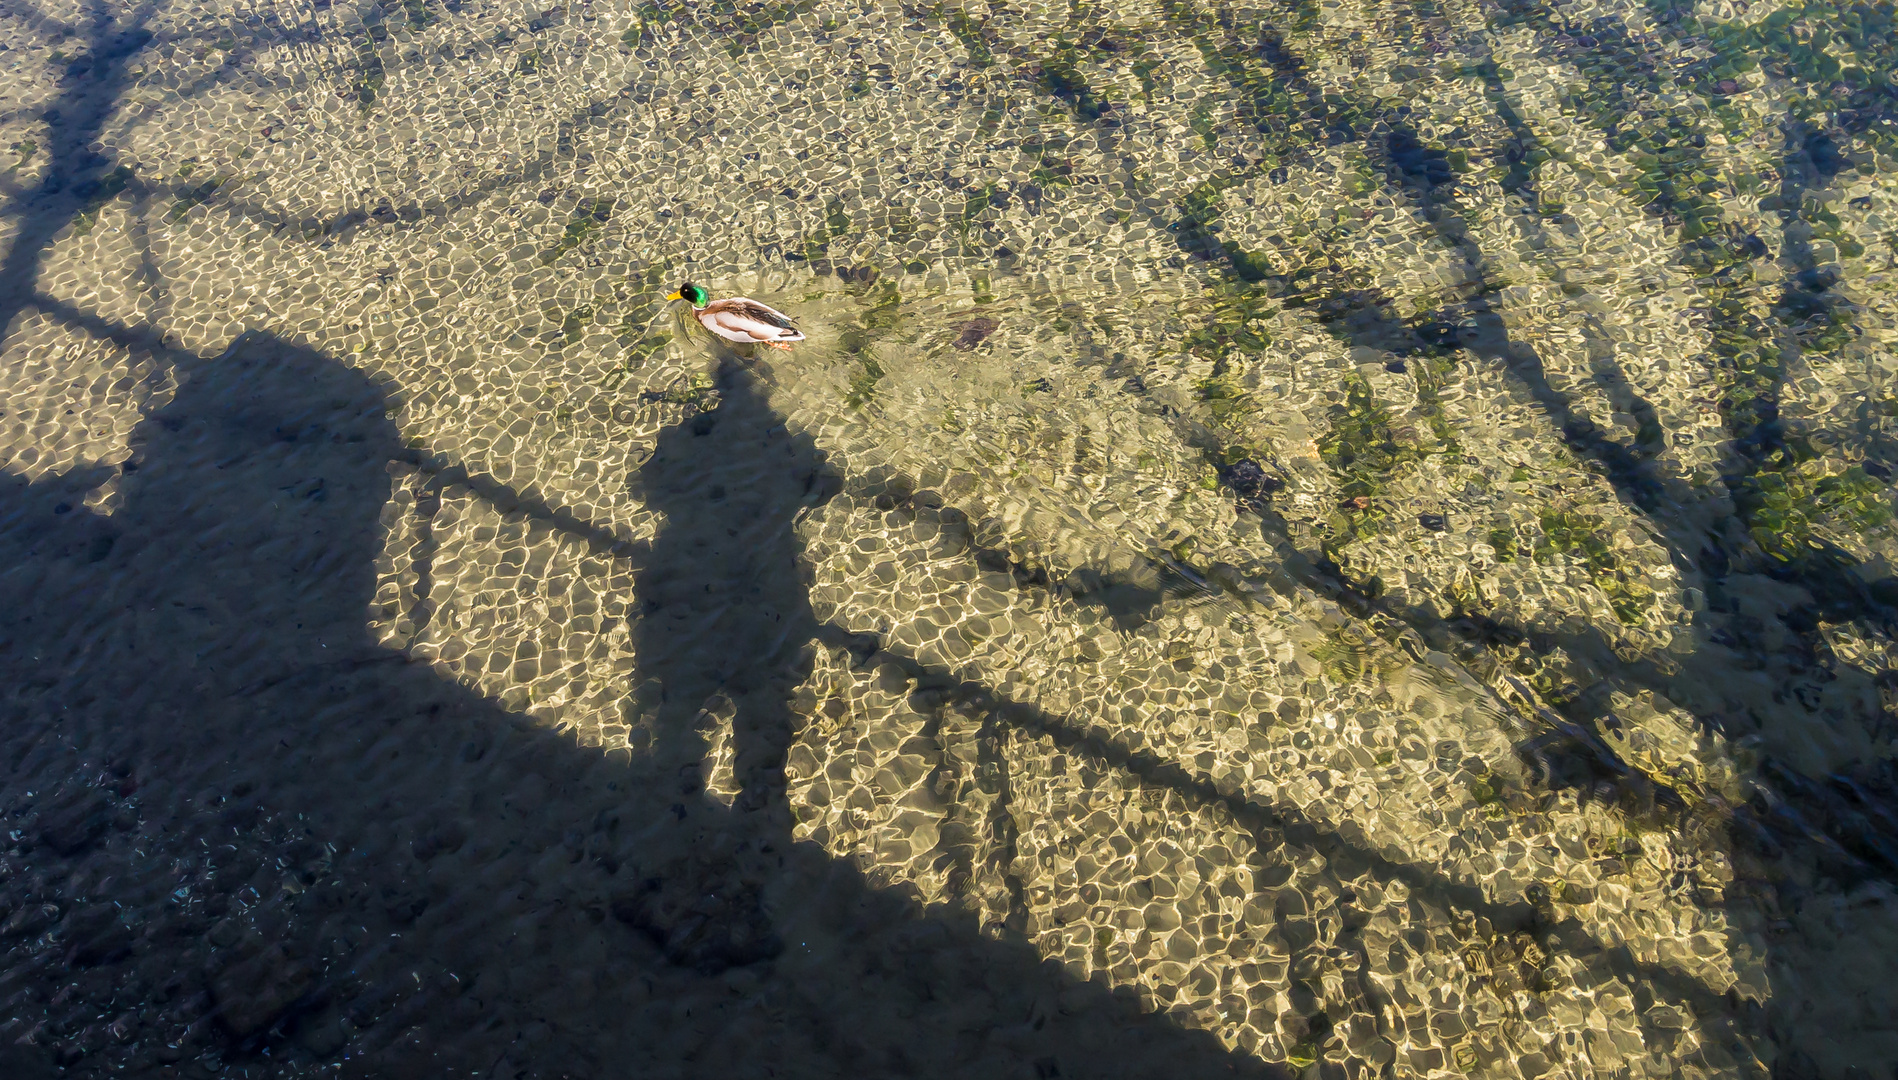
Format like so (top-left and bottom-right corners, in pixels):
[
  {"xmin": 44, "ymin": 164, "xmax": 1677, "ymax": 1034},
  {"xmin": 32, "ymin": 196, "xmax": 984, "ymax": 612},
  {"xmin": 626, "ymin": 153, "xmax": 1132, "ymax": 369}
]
[{"xmin": 689, "ymin": 296, "xmax": 805, "ymax": 349}]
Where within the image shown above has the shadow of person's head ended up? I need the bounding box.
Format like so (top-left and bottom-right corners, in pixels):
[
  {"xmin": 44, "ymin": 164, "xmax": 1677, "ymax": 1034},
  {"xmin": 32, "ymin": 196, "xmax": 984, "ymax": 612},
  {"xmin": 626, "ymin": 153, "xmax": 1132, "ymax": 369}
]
[{"xmin": 111, "ymin": 332, "xmax": 403, "ymax": 654}]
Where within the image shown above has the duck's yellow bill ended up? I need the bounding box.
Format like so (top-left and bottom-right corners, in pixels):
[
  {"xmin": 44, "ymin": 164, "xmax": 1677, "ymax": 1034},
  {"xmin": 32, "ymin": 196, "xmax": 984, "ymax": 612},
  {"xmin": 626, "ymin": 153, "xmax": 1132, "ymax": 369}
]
[{"xmin": 664, "ymin": 290, "xmax": 684, "ymax": 301}]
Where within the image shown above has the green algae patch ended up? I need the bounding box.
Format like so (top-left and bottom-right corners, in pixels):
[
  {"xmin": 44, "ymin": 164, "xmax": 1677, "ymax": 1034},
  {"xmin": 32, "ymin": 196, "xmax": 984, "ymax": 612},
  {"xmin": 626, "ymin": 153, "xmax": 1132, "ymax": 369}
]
[
  {"xmin": 623, "ymin": 2, "xmax": 675, "ymax": 46},
  {"xmin": 1182, "ymin": 286, "xmax": 1278, "ymax": 363},
  {"xmin": 844, "ymin": 353, "xmax": 886, "ymax": 409},
  {"xmin": 1795, "ymin": 198, "xmax": 1866, "ymax": 263},
  {"xmin": 1690, "ymin": 2, "xmax": 1897, "ymax": 155},
  {"xmin": 1468, "ymin": 775, "xmax": 1500, "ymax": 806},
  {"xmin": 645, "ymin": 372, "xmax": 717, "ymax": 409},
  {"xmin": 1487, "ymin": 0, "xmax": 1887, "ymax": 632},
  {"xmin": 1488, "ymin": 524, "xmax": 1519, "ymax": 563},
  {"xmin": 1317, "ymin": 372, "xmax": 1436, "ymax": 546},
  {"xmin": 1534, "ymin": 509, "xmax": 1654, "ymax": 625},
  {"xmin": 708, "ymin": 0, "xmax": 817, "ymax": 58},
  {"xmin": 1735, "ymin": 464, "xmax": 1891, "ymax": 563},
  {"xmin": 166, "ymin": 173, "xmax": 227, "ymax": 222},
  {"xmin": 1321, "ymin": 373, "xmax": 1422, "ymax": 492},
  {"xmin": 543, "ymin": 199, "xmax": 616, "ymax": 265},
  {"xmin": 937, "ymin": 5, "xmax": 995, "ymax": 68},
  {"xmin": 825, "ymin": 198, "xmax": 852, "ymax": 236},
  {"xmin": 1189, "ymin": 102, "xmax": 1219, "ymax": 151},
  {"xmin": 837, "ymin": 284, "xmax": 902, "ymax": 408},
  {"xmin": 1193, "ymin": 373, "xmax": 1251, "ymax": 427},
  {"xmin": 1411, "ymin": 353, "xmax": 1463, "ymax": 457},
  {"xmin": 72, "ymin": 165, "xmax": 135, "ymax": 236},
  {"xmin": 953, "ymin": 184, "xmax": 999, "ymax": 248},
  {"xmin": 351, "ymin": 23, "xmax": 389, "ymax": 109},
  {"xmin": 398, "ymin": 0, "xmax": 438, "ymax": 31},
  {"xmin": 561, "ymin": 306, "xmax": 595, "ymax": 345}
]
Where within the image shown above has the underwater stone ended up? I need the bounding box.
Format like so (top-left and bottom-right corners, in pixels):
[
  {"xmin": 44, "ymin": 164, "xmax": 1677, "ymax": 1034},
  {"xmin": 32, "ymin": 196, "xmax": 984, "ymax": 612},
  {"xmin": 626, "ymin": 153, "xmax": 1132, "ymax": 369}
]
[
  {"xmin": 1218, "ymin": 459, "xmax": 1283, "ymax": 504},
  {"xmin": 38, "ymin": 791, "xmax": 112, "ymax": 855},
  {"xmin": 1413, "ymin": 321, "xmax": 1460, "ymax": 350},
  {"xmin": 1805, "ymin": 133, "xmax": 1847, "ymax": 177},
  {"xmin": 952, "ymin": 317, "xmax": 999, "ymax": 350},
  {"xmin": 209, "ymin": 943, "xmax": 315, "ymax": 1038}
]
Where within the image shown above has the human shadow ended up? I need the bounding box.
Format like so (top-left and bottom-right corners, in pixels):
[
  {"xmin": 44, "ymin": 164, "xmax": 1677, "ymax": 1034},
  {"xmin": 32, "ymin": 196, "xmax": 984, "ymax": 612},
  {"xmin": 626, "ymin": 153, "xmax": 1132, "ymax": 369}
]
[
  {"xmin": 606, "ymin": 352, "xmax": 836, "ymax": 973},
  {"xmin": 0, "ymin": 330, "xmax": 1279, "ymax": 1079}
]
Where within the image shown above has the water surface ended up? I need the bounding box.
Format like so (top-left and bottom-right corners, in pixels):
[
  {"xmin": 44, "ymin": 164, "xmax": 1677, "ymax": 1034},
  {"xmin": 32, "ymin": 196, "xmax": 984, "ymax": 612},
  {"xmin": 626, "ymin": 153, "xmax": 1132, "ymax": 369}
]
[{"xmin": 0, "ymin": 0, "xmax": 1895, "ymax": 1076}]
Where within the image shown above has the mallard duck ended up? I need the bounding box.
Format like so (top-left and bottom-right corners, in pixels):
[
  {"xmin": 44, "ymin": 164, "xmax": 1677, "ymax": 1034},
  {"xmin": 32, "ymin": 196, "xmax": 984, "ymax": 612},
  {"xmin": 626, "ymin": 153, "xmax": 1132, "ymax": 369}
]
[{"xmin": 666, "ymin": 282, "xmax": 805, "ymax": 350}]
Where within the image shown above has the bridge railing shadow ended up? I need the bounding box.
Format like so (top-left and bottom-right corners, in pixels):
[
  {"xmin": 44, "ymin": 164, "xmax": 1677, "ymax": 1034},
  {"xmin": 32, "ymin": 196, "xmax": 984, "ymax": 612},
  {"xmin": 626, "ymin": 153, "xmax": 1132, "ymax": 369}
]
[
  {"xmin": 0, "ymin": 304, "xmax": 1306, "ymax": 1077},
  {"xmin": 1120, "ymin": 0, "xmax": 1898, "ymax": 885},
  {"xmin": 8, "ymin": 286, "xmax": 1755, "ymax": 1075}
]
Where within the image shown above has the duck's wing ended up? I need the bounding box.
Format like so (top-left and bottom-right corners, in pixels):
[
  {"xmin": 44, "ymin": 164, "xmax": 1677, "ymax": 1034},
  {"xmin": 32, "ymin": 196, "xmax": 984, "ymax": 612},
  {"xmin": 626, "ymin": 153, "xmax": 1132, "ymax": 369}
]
[{"xmin": 702, "ymin": 298, "xmax": 806, "ymax": 342}]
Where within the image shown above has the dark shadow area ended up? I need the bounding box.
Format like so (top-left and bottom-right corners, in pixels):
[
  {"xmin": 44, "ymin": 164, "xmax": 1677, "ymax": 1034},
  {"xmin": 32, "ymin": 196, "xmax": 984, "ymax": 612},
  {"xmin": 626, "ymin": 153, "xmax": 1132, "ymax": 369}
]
[
  {"xmin": 16, "ymin": 289, "xmax": 1742, "ymax": 1075},
  {"xmin": 0, "ymin": 328, "xmax": 1284, "ymax": 1079},
  {"xmin": 613, "ymin": 354, "xmax": 836, "ymax": 970}
]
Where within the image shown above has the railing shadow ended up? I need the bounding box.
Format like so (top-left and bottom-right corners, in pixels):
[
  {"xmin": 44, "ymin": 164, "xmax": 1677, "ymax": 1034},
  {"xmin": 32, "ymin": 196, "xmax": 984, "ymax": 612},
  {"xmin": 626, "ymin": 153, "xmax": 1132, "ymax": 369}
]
[
  {"xmin": 0, "ymin": 319, "xmax": 1285, "ymax": 1078},
  {"xmin": 1131, "ymin": 8, "xmax": 1897, "ymax": 1070},
  {"xmin": 9, "ymin": 287, "xmax": 1757, "ymax": 1074}
]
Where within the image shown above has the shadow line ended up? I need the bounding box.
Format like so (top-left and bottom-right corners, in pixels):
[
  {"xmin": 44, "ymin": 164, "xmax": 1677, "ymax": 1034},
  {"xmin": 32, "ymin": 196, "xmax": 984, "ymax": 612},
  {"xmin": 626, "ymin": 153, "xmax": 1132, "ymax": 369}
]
[{"xmin": 810, "ymin": 623, "xmax": 1740, "ymax": 1023}]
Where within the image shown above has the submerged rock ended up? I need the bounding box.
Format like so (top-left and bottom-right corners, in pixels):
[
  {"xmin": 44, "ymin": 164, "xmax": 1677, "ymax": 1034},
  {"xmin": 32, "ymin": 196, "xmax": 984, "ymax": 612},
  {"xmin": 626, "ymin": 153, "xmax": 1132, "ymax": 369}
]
[
  {"xmin": 1, "ymin": 902, "xmax": 58, "ymax": 939},
  {"xmin": 1805, "ymin": 131, "xmax": 1847, "ymax": 177},
  {"xmin": 39, "ymin": 791, "xmax": 113, "ymax": 856},
  {"xmin": 209, "ymin": 942, "xmax": 316, "ymax": 1038},
  {"xmin": 952, "ymin": 317, "xmax": 1000, "ymax": 350},
  {"xmin": 612, "ymin": 871, "xmax": 781, "ymax": 974},
  {"xmin": 0, "ymin": 1039, "xmax": 55, "ymax": 1079},
  {"xmin": 1217, "ymin": 459, "xmax": 1284, "ymax": 505},
  {"xmin": 63, "ymin": 902, "xmax": 133, "ymax": 966}
]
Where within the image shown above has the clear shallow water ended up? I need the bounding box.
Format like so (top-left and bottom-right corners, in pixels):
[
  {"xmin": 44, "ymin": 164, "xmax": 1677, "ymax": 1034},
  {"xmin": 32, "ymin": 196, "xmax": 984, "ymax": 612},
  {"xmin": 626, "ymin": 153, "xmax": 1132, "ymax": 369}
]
[{"xmin": 0, "ymin": 0, "xmax": 1894, "ymax": 1076}]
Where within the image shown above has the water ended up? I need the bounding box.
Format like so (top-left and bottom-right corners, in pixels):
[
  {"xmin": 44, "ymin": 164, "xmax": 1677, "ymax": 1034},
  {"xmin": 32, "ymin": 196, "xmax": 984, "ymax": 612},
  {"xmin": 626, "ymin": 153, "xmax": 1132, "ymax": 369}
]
[{"xmin": 0, "ymin": 0, "xmax": 1893, "ymax": 1075}]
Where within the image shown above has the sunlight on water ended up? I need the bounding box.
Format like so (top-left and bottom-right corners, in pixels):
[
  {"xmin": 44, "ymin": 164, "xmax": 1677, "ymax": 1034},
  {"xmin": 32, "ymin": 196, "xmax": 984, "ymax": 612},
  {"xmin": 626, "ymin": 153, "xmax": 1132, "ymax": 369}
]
[{"xmin": 0, "ymin": 0, "xmax": 1895, "ymax": 1075}]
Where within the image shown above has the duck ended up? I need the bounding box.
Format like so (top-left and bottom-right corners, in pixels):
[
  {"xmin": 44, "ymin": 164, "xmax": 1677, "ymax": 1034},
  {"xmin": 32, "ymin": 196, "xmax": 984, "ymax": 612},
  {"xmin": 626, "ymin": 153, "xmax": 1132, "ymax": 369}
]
[{"xmin": 666, "ymin": 282, "xmax": 805, "ymax": 350}]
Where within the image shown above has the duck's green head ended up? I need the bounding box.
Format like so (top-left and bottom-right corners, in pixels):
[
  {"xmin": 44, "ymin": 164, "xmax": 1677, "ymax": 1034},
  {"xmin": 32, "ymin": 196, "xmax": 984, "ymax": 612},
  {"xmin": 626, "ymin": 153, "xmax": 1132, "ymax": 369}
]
[{"xmin": 666, "ymin": 283, "xmax": 709, "ymax": 307}]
